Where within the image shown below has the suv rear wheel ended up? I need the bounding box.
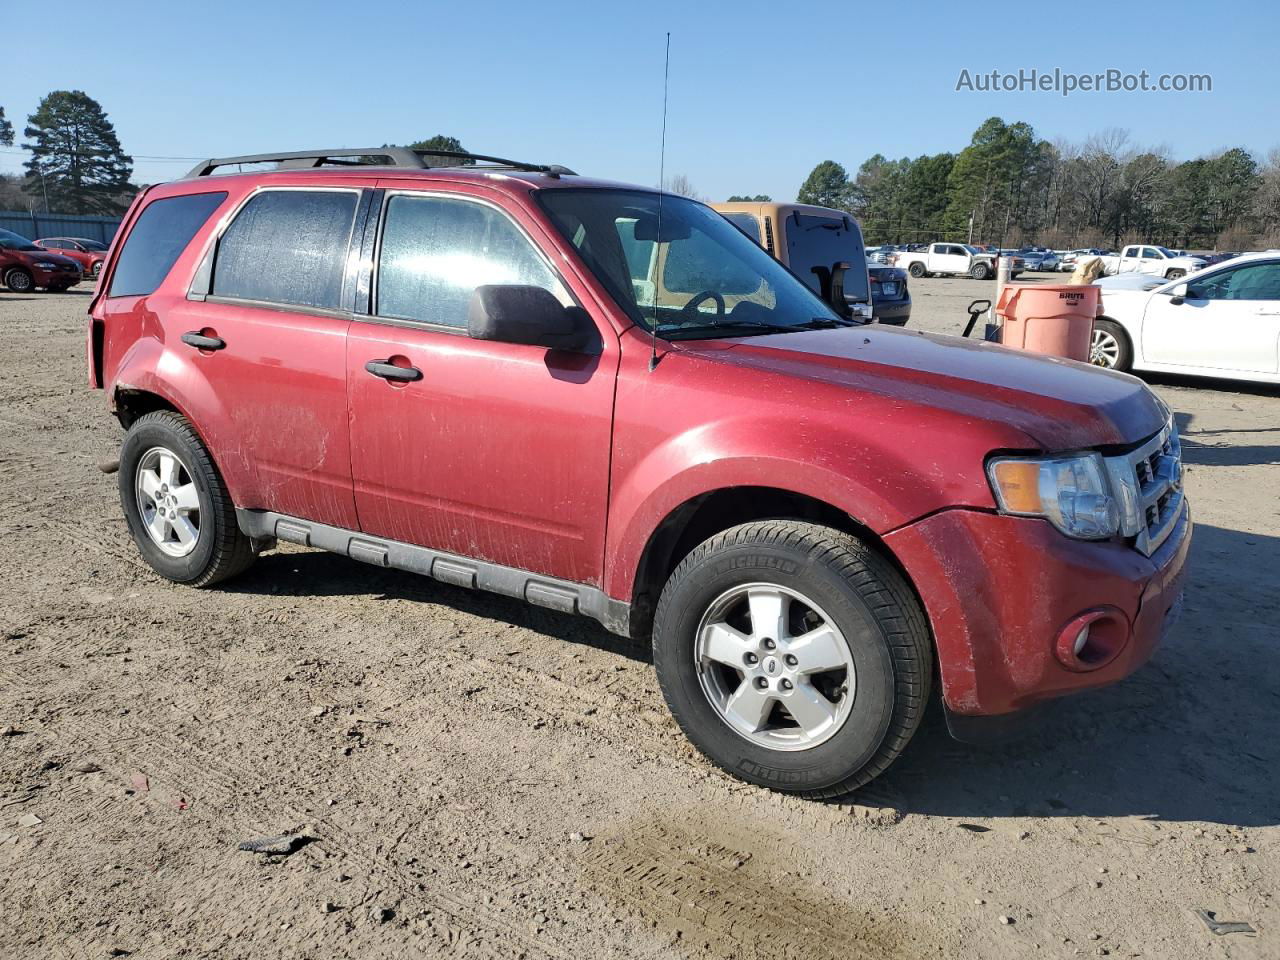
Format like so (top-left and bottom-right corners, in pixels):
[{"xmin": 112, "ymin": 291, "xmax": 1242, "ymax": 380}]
[
  {"xmin": 652, "ymin": 521, "xmax": 931, "ymax": 798},
  {"xmin": 119, "ymin": 411, "xmax": 255, "ymax": 586}
]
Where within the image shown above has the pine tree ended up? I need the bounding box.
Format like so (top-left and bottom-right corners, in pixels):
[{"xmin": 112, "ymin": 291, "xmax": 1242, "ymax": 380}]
[
  {"xmin": 797, "ymin": 161, "xmax": 852, "ymax": 209},
  {"xmin": 0, "ymin": 107, "xmax": 13, "ymax": 147},
  {"xmin": 406, "ymin": 135, "xmax": 475, "ymax": 166},
  {"xmin": 23, "ymin": 91, "xmax": 133, "ymax": 214}
]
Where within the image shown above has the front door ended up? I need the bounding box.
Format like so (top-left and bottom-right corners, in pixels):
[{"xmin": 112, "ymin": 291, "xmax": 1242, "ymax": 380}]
[
  {"xmin": 1141, "ymin": 260, "xmax": 1280, "ymax": 373},
  {"xmin": 346, "ymin": 188, "xmax": 616, "ymax": 585}
]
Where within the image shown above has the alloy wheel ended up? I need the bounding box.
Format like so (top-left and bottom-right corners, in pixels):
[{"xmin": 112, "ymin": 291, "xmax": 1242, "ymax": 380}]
[
  {"xmin": 694, "ymin": 583, "xmax": 856, "ymax": 751},
  {"xmin": 134, "ymin": 446, "xmax": 201, "ymax": 558},
  {"xmin": 1090, "ymin": 328, "xmax": 1121, "ymax": 367}
]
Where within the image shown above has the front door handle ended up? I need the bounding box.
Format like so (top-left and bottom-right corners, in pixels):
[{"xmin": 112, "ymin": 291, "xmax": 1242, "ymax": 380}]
[
  {"xmin": 365, "ymin": 359, "xmax": 422, "ymax": 382},
  {"xmin": 181, "ymin": 331, "xmax": 226, "ymax": 351}
]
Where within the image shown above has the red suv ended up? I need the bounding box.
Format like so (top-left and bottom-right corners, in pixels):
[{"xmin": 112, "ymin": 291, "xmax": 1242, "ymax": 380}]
[
  {"xmin": 88, "ymin": 148, "xmax": 1191, "ymax": 797},
  {"xmin": 35, "ymin": 236, "xmax": 109, "ymax": 278},
  {"xmin": 1, "ymin": 228, "xmax": 82, "ymax": 292}
]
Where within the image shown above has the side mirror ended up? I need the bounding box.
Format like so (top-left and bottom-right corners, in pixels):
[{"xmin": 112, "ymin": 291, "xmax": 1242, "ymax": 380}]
[
  {"xmin": 1167, "ymin": 282, "xmax": 1188, "ymax": 305},
  {"xmin": 467, "ymin": 285, "xmax": 600, "ymax": 354}
]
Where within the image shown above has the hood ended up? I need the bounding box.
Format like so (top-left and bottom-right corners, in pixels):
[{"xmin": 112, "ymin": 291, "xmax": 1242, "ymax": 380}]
[
  {"xmin": 22, "ymin": 250, "xmax": 80, "ymax": 269},
  {"xmin": 676, "ymin": 326, "xmax": 1167, "ymax": 451}
]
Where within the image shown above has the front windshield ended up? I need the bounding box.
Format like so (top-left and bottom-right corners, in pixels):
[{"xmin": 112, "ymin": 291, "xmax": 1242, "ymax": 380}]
[
  {"xmin": 964, "ymin": 245, "xmax": 983, "ymax": 254},
  {"xmin": 79, "ymin": 239, "xmax": 107, "ymax": 251},
  {"xmin": 0, "ymin": 237, "xmax": 40, "ymax": 252},
  {"xmin": 1157, "ymin": 246, "xmax": 1178, "ymax": 257},
  {"xmin": 538, "ymin": 189, "xmax": 847, "ymax": 339}
]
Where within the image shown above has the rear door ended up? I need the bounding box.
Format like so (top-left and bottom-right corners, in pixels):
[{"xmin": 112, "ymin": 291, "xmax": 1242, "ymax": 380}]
[
  {"xmin": 345, "ymin": 185, "xmax": 617, "ymax": 585},
  {"xmin": 173, "ymin": 184, "xmax": 372, "ymax": 527},
  {"xmin": 934, "ymin": 244, "xmax": 969, "ymax": 274}
]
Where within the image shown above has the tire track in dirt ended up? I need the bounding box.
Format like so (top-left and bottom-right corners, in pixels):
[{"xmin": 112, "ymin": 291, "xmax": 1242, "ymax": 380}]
[{"xmin": 578, "ymin": 818, "xmax": 917, "ymax": 960}]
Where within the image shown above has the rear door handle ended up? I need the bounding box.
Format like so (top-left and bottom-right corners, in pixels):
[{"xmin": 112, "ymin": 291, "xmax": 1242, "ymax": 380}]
[
  {"xmin": 181, "ymin": 331, "xmax": 226, "ymax": 350},
  {"xmin": 365, "ymin": 359, "xmax": 422, "ymax": 382}
]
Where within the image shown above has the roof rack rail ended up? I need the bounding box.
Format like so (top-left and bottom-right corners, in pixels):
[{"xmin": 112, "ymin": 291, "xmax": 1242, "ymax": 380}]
[{"xmin": 185, "ymin": 148, "xmax": 577, "ymax": 179}]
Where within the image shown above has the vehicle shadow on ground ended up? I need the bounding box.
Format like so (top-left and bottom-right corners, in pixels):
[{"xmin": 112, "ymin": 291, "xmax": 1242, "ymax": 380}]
[
  {"xmin": 225, "ymin": 549, "xmax": 653, "ymax": 664},
  {"xmin": 874, "ymin": 521, "xmax": 1280, "ymax": 827},
  {"xmin": 1174, "ymin": 414, "xmax": 1280, "ymax": 466},
  {"xmin": 226, "ymin": 523, "xmax": 1276, "ymax": 826}
]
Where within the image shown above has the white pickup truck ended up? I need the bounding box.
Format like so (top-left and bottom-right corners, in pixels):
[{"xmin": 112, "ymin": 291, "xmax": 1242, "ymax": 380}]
[
  {"xmin": 1098, "ymin": 244, "xmax": 1206, "ymax": 279},
  {"xmin": 892, "ymin": 242, "xmax": 1020, "ymax": 280}
]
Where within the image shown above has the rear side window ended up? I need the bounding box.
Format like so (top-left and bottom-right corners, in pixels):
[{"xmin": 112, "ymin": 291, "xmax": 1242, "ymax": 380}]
[
  {"xmin": 108, "ymin": 192, "xmax": 227, "ymax": 297},
  {"xmin": 212, "ymin": 190, "xmax": 358, "ymax": 311},
  {"xmin": 375, "ymin": 194, "xmax": 567, "ymax": 328}
]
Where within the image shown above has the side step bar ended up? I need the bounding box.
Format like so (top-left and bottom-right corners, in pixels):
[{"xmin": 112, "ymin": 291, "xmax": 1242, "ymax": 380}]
[{"xmin": 236, "ymin": 509, "xmax": 631, "ymax": 637}]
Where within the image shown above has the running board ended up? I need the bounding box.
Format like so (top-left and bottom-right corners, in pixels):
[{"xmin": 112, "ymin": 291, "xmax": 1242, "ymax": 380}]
[{"xmin": 235, "ymin": 509, "xmax": 631, "ymax": 637}]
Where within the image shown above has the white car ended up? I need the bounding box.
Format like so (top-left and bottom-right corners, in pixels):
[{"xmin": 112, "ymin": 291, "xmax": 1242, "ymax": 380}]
[{"xmin": 1090, "ymin": 252, "xmax": 1280, "ymax": 383}]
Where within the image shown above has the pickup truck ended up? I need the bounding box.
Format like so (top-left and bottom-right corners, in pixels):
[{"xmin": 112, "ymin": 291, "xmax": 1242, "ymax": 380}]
[
  {"xmin": 892, "ymin": 242, "xmax": 1021, "ymax": 280},
  {"xmin": 88, "ymin": 146, "xmax": 1191, "ymax": 799},
  {"xmin": 1099, "ymin": 244, "xmax": 1206, "ymax": 279}
]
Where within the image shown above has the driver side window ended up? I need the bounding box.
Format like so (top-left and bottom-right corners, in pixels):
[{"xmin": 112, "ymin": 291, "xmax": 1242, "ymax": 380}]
[{"xmin": 1188, "ymin": 262, "xmax": 1280, "ymax": 302}]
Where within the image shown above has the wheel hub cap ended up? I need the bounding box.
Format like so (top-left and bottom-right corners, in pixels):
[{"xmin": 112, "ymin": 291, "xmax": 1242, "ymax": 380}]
[
  {"xmin": 134, "ymin": 446, "xmax": 201, "ymax": 558},
  {"xmin": 694, "ymin": 583, "xmax": 856, "ymax": 751}
]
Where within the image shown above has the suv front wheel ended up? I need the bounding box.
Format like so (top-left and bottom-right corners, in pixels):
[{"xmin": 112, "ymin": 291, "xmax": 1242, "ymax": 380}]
[
  {"xmin": 119, "ymin": 411, "xmax": 256, "ymax": 587},
  {"xmin": 653, "ymin": 521, "xmax": 932, "ymax": 798}
]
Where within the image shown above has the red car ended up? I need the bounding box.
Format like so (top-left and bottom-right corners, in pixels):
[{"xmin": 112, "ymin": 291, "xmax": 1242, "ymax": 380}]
[
  {"xmin": 35, "ymin": 236, "xmax": 110, "ymax": 278},
  {"xmin": 0, "ymin": 228, "xmax": 83, "ymax": 292},
  {"xmin": 87, "ymin": 147, "xmax": 1190, "ymax": 797}
]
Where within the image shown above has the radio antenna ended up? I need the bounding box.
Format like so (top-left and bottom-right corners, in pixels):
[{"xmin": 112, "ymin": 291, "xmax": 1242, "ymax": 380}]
[{"xmin": 649, "ymin": 31, "xmax": 671, "ymax": 373}]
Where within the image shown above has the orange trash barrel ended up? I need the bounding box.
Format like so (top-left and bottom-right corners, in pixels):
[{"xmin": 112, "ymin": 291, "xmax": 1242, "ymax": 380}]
[{"xmin": 996, "ymin": 284, "xmax": 1100, "ymax": 362}]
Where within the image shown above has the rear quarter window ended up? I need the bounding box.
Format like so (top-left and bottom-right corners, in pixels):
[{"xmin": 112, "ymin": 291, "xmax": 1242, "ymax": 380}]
[{"xmin": 108, "ymin": 192, "xmax": 227, "ymax": 297}]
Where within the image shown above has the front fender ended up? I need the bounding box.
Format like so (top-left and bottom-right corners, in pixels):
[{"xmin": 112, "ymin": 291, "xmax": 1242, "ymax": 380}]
[{"xmin": 602, "ymin": 415, "xmax": 993, "ymax": 601}]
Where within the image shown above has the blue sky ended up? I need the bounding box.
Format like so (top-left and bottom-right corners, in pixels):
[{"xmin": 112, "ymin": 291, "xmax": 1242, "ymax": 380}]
[{"xmin": 2, "ymin": 0, "xmax": 1273, "ymax": 201}]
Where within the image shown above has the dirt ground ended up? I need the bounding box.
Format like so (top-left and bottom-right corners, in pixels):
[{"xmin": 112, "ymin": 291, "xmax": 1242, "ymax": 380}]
[{"xmin": 1, "ymin": 276, "xmax": 1276, "ymax": 960}]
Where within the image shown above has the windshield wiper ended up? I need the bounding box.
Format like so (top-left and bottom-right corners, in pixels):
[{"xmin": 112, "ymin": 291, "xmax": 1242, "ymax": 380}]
[
  {"xmin": 657, "ymin": 319, "xmax": 795, "ymax": 337},
  {"xmin": 795, "ymin": 316, "xmax": 861, "ymax": 329}
]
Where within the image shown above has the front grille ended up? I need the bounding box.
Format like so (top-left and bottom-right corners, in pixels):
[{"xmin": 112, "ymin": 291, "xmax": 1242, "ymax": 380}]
[{"xmin": 1104, "ymin": 420, "xmax": 1184, "ymax": 556}]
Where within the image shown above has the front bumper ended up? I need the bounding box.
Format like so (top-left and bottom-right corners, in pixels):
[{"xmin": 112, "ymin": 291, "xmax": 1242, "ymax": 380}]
[
  {"xmin": 34, "ymin": 266, "xmax": 81, "ymax": 288},
  {"xmin": 884, "ymin": 501, "xmax": 1191, "ymax": 717}
]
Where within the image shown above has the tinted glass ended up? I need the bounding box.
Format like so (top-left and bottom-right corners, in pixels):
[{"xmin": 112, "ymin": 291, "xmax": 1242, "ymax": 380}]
[
  {"xmin": 212, "ymin": 190, "xmax": 357, "ymax": 310},
  {"xmin": 109, "ymin": 192, "xmax": 227, "ymax": 297},
  {"xmin": 721, "ymin": 212, "xmax": 760, "ymax": 243},
  {"xmin": 785, "ymin": 213, "xmax": 870, "ymax": 303},
  {"xmin": 1188, "ymin": 261, "xmax": 1280, "ymax": 301},
  {"xmin": 41, "ymin": 240, "xmax": 66, "ymax": 249},
  {"xmin": 376, "ymin": 194, "xmax": 566, "ymax": 327}
]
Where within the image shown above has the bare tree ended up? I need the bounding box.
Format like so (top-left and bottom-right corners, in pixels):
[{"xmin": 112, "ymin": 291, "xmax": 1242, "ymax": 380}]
[{"xmin": 662, "ymin": 174, "xmax": 705, "ymax": 201}]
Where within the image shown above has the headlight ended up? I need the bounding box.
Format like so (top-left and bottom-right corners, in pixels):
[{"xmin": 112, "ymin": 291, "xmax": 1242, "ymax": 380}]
[
  {"xmin": 34, "ymin": 261, "xmax": 58, "ymax": 270},
  {"xmin": 987, "ymin": 453, "xmax": 1120, "ymax": 539}
]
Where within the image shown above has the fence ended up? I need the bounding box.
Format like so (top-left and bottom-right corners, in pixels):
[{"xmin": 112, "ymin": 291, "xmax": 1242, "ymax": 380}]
[{"xmin": 0, "ymin": 210, "xmax": 123, "ymax": 246}]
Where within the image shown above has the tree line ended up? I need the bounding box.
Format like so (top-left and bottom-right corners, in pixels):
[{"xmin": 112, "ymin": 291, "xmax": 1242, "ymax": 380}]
[
  {"xmin": 795, "ymin": 117, "xmax": 1280, "ymax": 251},
  {"xmin": 0, "ymin": 90, "xmax": 484, "ymax": 218}
]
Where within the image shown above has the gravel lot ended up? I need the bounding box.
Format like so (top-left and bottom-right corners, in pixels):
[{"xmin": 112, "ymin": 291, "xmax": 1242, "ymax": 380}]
[{"xmin": 1, "ymin": 277, "xmax": 1276, "ymax": 959}]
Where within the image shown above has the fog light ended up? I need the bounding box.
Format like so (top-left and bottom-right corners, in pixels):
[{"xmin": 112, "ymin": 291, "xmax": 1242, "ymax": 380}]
[
  {"xmin": 1054, "ymin": 608, "xmax": 1129, "ymax": 671},
  {"xmin": 1073, "ymin": 624, "xmax": 1091, "ymax": 656}
]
